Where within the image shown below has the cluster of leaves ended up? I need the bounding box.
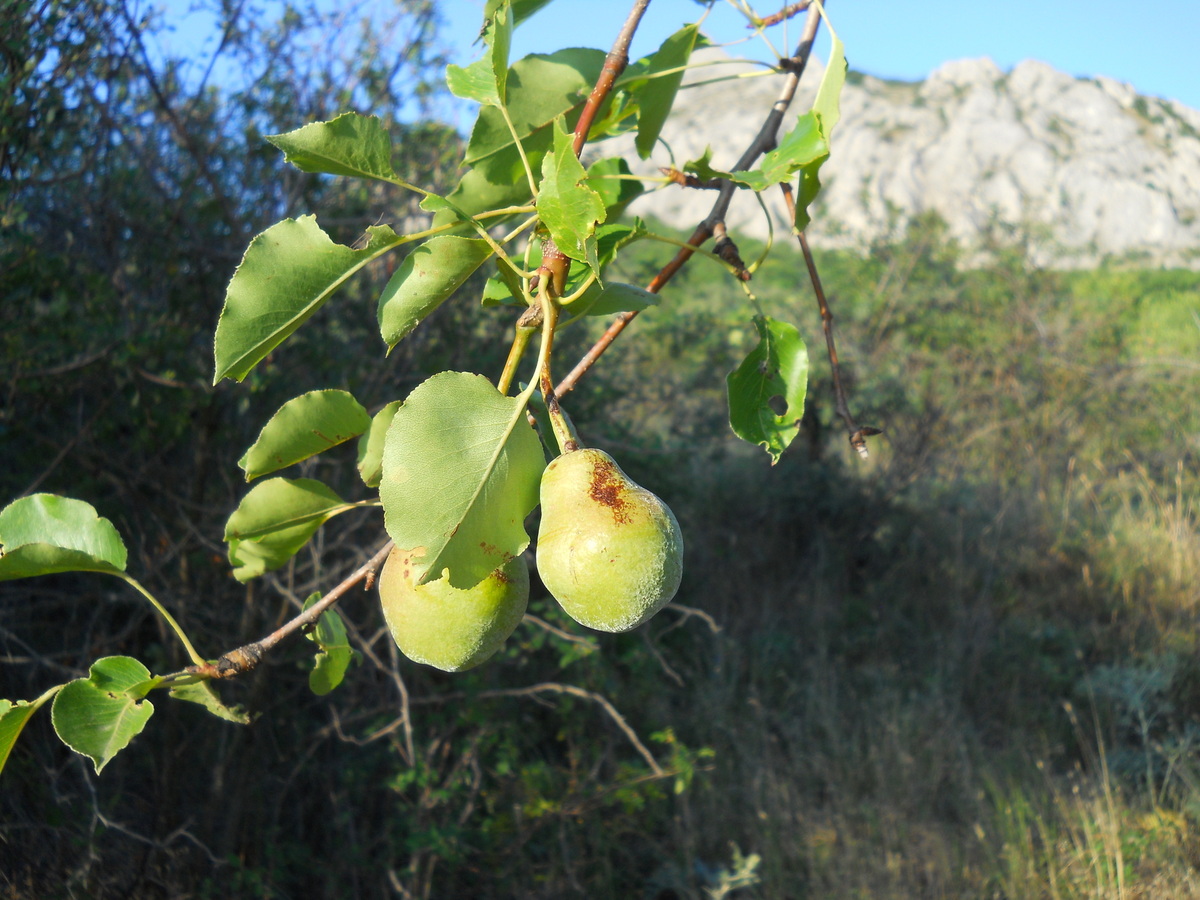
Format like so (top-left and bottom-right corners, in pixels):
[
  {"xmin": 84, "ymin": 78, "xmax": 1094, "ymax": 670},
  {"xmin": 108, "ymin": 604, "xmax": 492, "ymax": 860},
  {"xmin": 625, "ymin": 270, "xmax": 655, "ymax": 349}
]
[{"xmin": 1, "ymin": 0, "xmax": 846, "ymax": 780}]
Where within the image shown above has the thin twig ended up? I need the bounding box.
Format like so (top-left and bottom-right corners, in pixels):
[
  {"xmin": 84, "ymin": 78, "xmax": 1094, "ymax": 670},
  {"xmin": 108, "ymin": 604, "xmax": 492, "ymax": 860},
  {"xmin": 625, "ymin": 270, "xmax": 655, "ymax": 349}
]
[
  {"xmin": 780, "ymin": 182, "xmax": 880, "ymax": 457},
  {"xmin": 416, "ymin": 681, "xmax": 664, "ymax": 776},
  {"xmin": 555, "ymin": 5, "xmax": 825, "ymax": 397},
  {"xmin": 757, "ymin": 1, "xmax": 812, "ymax": 28},
  {"xmin": 188, "ymin": 540, "xmax": 394, "ymax": 679}
]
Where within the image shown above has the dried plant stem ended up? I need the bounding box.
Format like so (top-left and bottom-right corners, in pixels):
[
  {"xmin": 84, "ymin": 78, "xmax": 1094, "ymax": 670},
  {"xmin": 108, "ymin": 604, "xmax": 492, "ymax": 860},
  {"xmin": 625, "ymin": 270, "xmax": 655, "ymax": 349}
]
[{"xmin": 419, "ymin": 681, "xmax": 665, "ymax": 776}]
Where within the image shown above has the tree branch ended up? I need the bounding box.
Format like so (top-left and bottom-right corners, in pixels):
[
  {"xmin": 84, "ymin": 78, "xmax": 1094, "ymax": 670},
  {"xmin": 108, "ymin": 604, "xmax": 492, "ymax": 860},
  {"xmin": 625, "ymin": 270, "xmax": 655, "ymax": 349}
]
[
  {"xmin": 188, "ymin": 540, "xmax": 394, "ymax": 679},
  {"xmin": 572, "ymin": 0, "xmax": 652, "ymax": 157},
  {"xmin": 555, "ymin": 4, "xmax": 826, "ymax": 397}
]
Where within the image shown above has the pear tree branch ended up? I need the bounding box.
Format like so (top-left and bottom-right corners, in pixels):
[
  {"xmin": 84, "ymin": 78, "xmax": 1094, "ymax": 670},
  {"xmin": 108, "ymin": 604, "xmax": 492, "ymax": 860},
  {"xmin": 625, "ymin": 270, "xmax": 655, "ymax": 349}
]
[
  {"xmin": 555, "ymin": 3, "xmax": 825, "ymax": 397},
  {"xmin": 187, "ymin": 540, "xmax": 394, "ymax": 679}
]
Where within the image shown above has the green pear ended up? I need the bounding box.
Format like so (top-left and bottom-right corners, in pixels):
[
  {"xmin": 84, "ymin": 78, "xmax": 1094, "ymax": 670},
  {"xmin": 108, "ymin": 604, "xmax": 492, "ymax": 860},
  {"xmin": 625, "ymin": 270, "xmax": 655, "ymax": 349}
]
[
  {"xmin": 536, "ymin": 448, "xmax": 683, "ymax": 633},
  {"xmin": 378, "ymin": 547, "xmax": 528, "ymax": 672}
]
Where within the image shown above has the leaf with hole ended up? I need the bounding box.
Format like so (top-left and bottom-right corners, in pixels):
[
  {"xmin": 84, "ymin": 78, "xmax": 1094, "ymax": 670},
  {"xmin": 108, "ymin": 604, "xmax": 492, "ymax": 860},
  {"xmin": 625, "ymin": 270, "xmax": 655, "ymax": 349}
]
[
  {"xmin": 380, "ymin": 372, "xmax": 544, "ymax": 589},
  {"xmin": 213, "ymin": 216, "xmax": 404, "ymax": 383},
  {"xmin": 0, "ymin": 494, "xmax": 127, "ymax": 581},
  {"xmin": 240, "ymin": 390, "xmax": 371, "ymax": 481},
  {"xmin": 51, "ymin": 657, "xmax": 156, "ymax": 774},
  {"xmin": 726, "ymin": 316, "xmax": 809, "ymax": 464}
]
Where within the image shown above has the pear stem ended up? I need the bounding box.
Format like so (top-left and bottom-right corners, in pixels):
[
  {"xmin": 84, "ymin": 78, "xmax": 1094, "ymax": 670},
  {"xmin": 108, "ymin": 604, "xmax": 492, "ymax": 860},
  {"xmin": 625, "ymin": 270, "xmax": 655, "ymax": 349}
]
[{"xmin": 531, "ymin": 241, "xmax": 580, "ymax": 455}]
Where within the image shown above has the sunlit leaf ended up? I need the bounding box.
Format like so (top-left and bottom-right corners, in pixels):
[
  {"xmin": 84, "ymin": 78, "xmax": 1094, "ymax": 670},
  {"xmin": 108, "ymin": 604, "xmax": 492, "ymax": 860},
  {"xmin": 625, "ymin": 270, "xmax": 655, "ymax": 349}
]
[
  {"xmin": 357, "ymin": 400, "xmax": 403, "ymax": 488},
  {"xmin": 439, "ymin": 49, "xmax": 606, "ymax": 220},
  {"xmin": 213, "ymin": 216, "xmax": 403, "ymax": 383},
  {"xmin": 224, "ymin": 478, "xmax": 355, "ymax": 581},
  {"xmin": 0, "ymin": 494, "xmax": 127, "ymax": 581},
  {"xmin": 239, "ymin": 390, "xmax": 371, "ymax": 481},
  {"xmin": 634, "ymin": 24, "xmax": 699, "ymax": 159},
  {"xmin": 484, "ymin": 0, "xmax": 552, "ymax": 27},
  {"xmin": 538, "ymin": 118, "xmax": 605, "ymax": 270},
  {"xmin": 447, "ymin": 57, "xmax": 501, "ymax": 106},
  {"xmin": 380, "ymin": 372, "xmax": 544, "ymax": 589},
  {"xmin": 378, "ymin": 236, "xmax": 494, "ymax": 350},
  {"xmin": 794, "ymin": 17, "xmax": 846, "ymax": 232},
  {"xmin": 569, "ymin": 281, "xmax": 660, "ymax": 317},
  {"xmin": 586, "ymin": 157, "xmax": 644, "ymax": 220},
  {"xmin": 726, "ymin": 316, "xmax": 809, "ymax": 464},
  {"xmin": 728, "ymin": 112, "xmax": 828, "ymax": 191},
  {"xmin": 266, "ymin": 113, "xmax": 398, "ymax": 182},
  {"xmin": 51, "ymin": 657, "xmax": 155, "ymax": 774}
]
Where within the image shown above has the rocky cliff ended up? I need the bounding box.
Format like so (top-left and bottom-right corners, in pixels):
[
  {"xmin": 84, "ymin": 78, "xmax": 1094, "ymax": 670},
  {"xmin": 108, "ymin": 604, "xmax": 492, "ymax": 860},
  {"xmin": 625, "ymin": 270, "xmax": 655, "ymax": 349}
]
[{"xmin": 611, "ymin": 50, "xmax": 1200, "ymax": 268}]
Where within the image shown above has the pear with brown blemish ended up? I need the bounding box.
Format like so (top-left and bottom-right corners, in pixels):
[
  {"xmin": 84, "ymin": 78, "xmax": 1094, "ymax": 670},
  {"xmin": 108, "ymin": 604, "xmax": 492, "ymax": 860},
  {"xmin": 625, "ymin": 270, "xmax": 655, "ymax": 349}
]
[
  {"xmin": 378, "ymin": 547, "xmax": 528, "ymax": 671},
  {"xmin": 536, "ymin": 447, "xmax": 683, "ymax": 633}
]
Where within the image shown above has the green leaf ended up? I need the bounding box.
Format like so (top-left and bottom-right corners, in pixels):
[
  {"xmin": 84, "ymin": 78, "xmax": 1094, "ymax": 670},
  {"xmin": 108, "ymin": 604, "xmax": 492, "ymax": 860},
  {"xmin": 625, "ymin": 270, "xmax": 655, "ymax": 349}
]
[
  {"xmin": 1, "ymin": 693, "xmax": 55, "ymax": 776},
  {"xmin": 794, "ymin": 18, "xmax": 846, "ymax": 232},
  {"xmin": 538, "ymin": 117, "xmax": 605, "ymax": 270},
  {"xmin": 303, "ymin": 593, "xmax": 358, "ymax": 696},
  {"xmin": 0, "ymin": 494, "xmax": 127, "ymax": 581},
  {"xmin": 484, "ymin": 0, "xmax": 552, "ymax": 27},
  {"xmin": 569, "ymin": 281, "xmax": 660, "ymax": 317},
  {"xmin": 240, "ymin": 390, "xmax": 371, "ymax": 481},
  {"xmin": 357, "ymin": 400, "xmax": 403, "ymax": 488},
  {"xmin": 213, "ymin": 216, "xmax": 403, "ymax": 383},
  {"xmin": 440, "ymin": 49, "xmax": 606, "ymax": 220},
  {"xmin": 488, "ymin": 2, "xmax": 511, "ymax": 104},
  {"xmin": 586, "ymin": 157, "xmax": 645, "ymax": 220},
  {"xmin": 726, "ymin": 316, "xmax": 809, "ymax": 464},
  {"xmin": 380, "ymin": 372, "xmax": 544, "ymax": 589},
  {"xmin": 634, "ymin": 24, "xmax": 699, "ymax": 159},
  {"xmin": 51, "ymin": 657, "xmax": 155, "ymax": 774},
  {"xmin": 168, "ymin": 681, "xmax": 252, "ymax": 724},
  {"xmin": 446, "ymin": 57, "xmax": 501, "ymax": 107},
  {"xmin": 224, "ymin": 478, "xmax": 354, "ymax": 582},
  {"xmin": 266, "ymin": 113, "xmax": 398, "ymax": 182},
  {"xmin": 445, "ymin": 1, "xmax": 510, "ymax": 110},
  {"xmin": 378, "ymin": 236, "xmax": 494, "ymax": 350},
  {"xmin": 728, "ymin": 111, "xmax": 828, "ymax": 191},
  {"xmin": 682, "ymin": 146, "xmax": 721, "ymax": 181}
]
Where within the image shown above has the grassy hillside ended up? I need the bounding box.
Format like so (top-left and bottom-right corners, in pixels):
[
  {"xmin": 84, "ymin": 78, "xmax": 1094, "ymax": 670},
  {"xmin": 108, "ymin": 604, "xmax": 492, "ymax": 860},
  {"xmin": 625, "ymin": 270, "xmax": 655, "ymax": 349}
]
[{"xmin": 3, "ymin": 213, "xmax": 1200, "ymax": 898}]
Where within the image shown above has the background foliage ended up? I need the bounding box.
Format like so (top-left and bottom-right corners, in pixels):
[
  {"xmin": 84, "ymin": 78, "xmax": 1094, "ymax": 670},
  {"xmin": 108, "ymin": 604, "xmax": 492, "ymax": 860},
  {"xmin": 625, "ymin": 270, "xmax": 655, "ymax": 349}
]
[{"xmin": 3, "ymin": 2, "xmax": 1200, "ymax": 898}]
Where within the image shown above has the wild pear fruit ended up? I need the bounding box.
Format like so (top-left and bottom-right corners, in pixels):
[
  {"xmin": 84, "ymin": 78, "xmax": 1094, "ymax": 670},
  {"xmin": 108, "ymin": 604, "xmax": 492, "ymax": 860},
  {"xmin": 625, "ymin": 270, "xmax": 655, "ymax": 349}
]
[
  {"xmin": 378, "ymin": 547, "xmax": 528, "ymax": 671},
  {"xmin": 536, "ymin": 448, "xmax": 683, "ymax": 633}
]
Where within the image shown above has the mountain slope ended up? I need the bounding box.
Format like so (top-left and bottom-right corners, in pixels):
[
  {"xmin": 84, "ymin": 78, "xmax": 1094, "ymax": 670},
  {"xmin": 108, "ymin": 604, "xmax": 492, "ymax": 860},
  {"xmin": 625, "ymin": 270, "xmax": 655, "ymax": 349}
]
[{"xmin": 612, "ymin": 50, "xmax": 1200, "ymax": 268}]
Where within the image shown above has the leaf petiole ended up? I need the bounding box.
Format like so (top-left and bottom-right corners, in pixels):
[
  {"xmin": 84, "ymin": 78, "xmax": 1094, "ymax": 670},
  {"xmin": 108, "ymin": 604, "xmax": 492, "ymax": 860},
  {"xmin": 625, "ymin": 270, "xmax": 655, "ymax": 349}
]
[{"xmin": 117, "ymin": 574, "xmax": 207, "ymax": 668}]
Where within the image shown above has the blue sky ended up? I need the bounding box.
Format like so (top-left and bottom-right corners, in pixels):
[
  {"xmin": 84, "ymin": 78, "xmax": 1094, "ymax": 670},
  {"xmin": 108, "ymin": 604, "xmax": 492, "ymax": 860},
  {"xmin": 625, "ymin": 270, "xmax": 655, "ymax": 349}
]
[{"xmin": 438, "ymin": 0, "xmax": 1200, "ymax": 111}]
